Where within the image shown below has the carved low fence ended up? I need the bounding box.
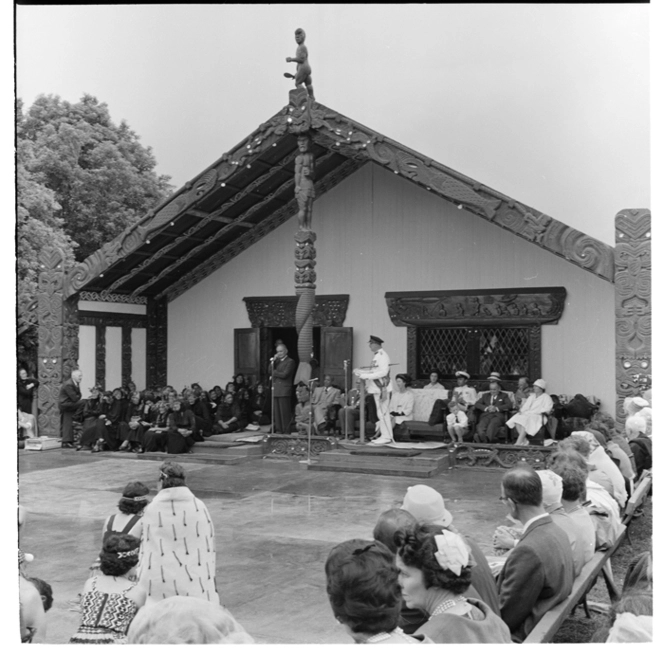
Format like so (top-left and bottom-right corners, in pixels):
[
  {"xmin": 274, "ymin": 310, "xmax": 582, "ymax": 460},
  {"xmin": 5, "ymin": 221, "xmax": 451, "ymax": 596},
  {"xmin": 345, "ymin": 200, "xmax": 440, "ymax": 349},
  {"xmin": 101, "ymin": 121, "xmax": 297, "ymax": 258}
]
[{"xmin": 448, "ymin": 443, "xmax": 556, "ymax": 470}]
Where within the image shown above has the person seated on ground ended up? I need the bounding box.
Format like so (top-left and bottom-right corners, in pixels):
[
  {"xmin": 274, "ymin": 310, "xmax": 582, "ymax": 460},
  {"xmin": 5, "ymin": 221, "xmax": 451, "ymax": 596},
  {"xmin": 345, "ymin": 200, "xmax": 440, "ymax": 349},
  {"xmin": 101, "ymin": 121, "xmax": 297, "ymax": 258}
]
[
  {"xmin": 70, "ymin": 534, "xmax": 146, "ymax": 644},
  {"xmin": 496, "ymin": 464, "xmax": 574, "ymax": 642},
  {"xmin": 294, "ymin": 382, "xmax": 313, "ymax": 435},
  {"xmin": 373, "ymin": 508, "xmax": 428, "ymax": 635},
  {"xmin": 389, "ymin": 374, "xmax": 415, "ymax": 441},
  {"xmin": 18, "ymin": 366, "xmax": 39, "ymax": 438},
  {"xmin": 184, "ymin": 389, "xmax": 212, "ymax": 439},
  {"xmin": 493, "ymin": 469, "xmax": 592, "ymax": 578},
  {"xmin": 451, "ymin": 371, "xmax": 478, "ymax": 414},
  {"xmin": 141, "ymin": 399, "xmax": 172, "ymax": 452},
  {"xmin": 96, "ymin": 387, "xmax": 125, "ymax": 451},
  {"xmin": 249, "ymin": 382, "xmax": 271, "ymax": 426},
  {"xmin": 394, "ymin": 524, "xmax": 511, "ymax": 643},
  {"xmin": 128, "ymin": 596, "xmax": 254, "ymax": 644},
  {"xmin": 119, "ymin": 391, "xmax": 146, "ymax": 452},
  {"xmin": 224, "ymin": 381, "xmax": 237, "ymax": 397},
  {"xmin": 137, "ymin": 462, "xmax": 219, "ymax": 606},
  {"xmin": 506, "ymin": 379, "xmax": 553, "ymax": 446},
  {"xmin": 560, "ymin": 433, "xmax": 627, "ymax": 508},
  {"xmin": 549, "ymin": 461, "xmax": 596, "ymax": 558},
  {"xmin": 473, "ymin": 374, "xmax": 513, "ymax": 444},
  {"xmin": 400, "ymin": 485, "xmax": 500, "ymax": 615},
  {"xmin": 233, "ymin": 373, "xmax": 248, "ymax": 393},
  {"xmin": 166, "ymin": 399, "xmax": 196, "ymax": 454},
  {"xmin": 214, "ymin": 392, "xmax": 243, "ymax": 434},
  {"xmin": 234, "ymin": 387, "xmax": 251, "ymax": 431},
  {"xmin": 446, "ymin": 401, "xmax": 469, "ymax": 443},
  {"xmin": 424, "ymin": 369, "xmax": 445, "ymax": 391},
  {"xmin": 324, "ymin": 538, "xmax": 430, "ymax": 644},
  {"xmin": 513, "ymin": 377, "xmax": 532, "ymax": 411},
  {"xmin": 207, "ymin": 388, "xmax": 220, "ymax": 417},
  {"xmin": 625, "ymin": 415, "xmax": 652, "ymax": 479},
  {"xmin": 312, "ymin": 374, "xmax": 342, "ymax": 434},
  {"xmin": 77, "ymin": 388, "xmax": 111, "ymax": 451}
]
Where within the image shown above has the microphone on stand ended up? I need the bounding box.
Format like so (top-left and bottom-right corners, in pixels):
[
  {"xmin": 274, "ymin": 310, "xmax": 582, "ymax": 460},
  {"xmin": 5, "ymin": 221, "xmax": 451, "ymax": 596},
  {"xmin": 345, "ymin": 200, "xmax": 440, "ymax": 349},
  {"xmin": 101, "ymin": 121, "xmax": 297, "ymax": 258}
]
[{"xmin": 308, "ymin": 378, "xmax": 319, "ymax": 383}]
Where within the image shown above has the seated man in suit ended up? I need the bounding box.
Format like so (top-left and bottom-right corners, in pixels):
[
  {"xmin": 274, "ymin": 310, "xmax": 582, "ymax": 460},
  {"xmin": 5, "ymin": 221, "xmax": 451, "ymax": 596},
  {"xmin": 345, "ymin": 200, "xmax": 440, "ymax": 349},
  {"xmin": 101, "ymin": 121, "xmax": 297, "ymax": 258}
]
[
  {"xmin": 294, "ymin": 383, "xmax": 313, "ymax": 435},
  {"xmin": 498, "ymin": 465, "xmax": 574, "ymax": 642},
  {"xmin": 311, "ymin": 375, "xmax": 342, "ymax": 434},
  {"xmin": 474, "ymin": 373, "xmax": 513, "ymax": 443}
]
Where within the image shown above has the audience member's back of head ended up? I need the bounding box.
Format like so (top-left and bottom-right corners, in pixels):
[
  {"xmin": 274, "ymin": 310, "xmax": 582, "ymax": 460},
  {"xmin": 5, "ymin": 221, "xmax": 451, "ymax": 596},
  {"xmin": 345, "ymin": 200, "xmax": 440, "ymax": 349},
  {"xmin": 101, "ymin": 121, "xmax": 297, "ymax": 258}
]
[
  {"xmin": 551, "ymin": 462, "xmax": 587, "ymax": 502},
  {"xmin": 550, "ymin": 449, "xmax": 588, "ymax": 475},
  {"xmin": 373, "ymin": 508, "xmax": 416, "ymax": 553},
  {"xmin": 325, "ymin": 539, "xmax": 402, "ymax": 636},
  {"xmin": 501, "ymin": 464, "xmax": 543, "ymax": 507},
  {"xmin": 623, "ymin": 552, "xmax": 653, "ymax": 595},
  {"xmin": 127, "ymin": 597, "xmax": 254, "ymax": 644},
  {"xmin": 560, "ymin": 435, "xmax": 591, "ymax": 458}
]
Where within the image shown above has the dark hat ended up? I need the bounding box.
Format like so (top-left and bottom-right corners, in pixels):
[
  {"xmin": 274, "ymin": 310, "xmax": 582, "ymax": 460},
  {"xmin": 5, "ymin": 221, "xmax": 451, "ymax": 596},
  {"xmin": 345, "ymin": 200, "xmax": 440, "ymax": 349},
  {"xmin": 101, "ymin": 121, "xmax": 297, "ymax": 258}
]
[{"xmin": 368, "ymin": 335, "xmax": 384, "ymax": 345}]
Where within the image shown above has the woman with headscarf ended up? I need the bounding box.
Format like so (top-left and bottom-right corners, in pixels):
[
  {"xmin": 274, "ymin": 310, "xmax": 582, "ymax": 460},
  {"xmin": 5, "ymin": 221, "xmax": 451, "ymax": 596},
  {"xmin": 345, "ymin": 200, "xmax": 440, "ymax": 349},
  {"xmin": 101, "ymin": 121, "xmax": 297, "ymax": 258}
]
[
  {"xmin": 506, "ymin": 379, "xmax": 553, "ymax": 446},
  {"xmin": 165, "ymin": 399, "xmax": 196, "ymax": 454},
  {"xmin": 394, "ymin": 524, "xmax": 511, "ymax": 643}
]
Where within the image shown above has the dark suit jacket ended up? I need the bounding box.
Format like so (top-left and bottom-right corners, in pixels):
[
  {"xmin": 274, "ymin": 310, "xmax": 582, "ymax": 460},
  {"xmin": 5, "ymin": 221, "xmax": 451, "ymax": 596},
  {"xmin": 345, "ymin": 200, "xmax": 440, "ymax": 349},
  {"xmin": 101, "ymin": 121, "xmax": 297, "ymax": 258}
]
[
  {"xmin": 58, "ymin": 378, "xmax": 84, "ymax": 441},
  {"xmin": 498, "ymin": 514, "xmax": 574, "ymax": 641},
  {"xmin": 475, "ymin": 391, "xmax": 513, "ymax": 415},
  {"xmin": 271, "ymin": 356, "xmax": 295, "ymax": 398}
]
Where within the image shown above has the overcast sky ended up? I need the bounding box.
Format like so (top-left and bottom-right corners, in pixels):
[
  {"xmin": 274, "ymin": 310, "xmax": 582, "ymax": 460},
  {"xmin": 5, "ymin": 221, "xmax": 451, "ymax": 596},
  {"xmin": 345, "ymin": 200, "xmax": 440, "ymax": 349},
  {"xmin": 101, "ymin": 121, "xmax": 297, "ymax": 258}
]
[{"xmin": 15, "ymin": 4, "xmax": 650, "ymax": 246}]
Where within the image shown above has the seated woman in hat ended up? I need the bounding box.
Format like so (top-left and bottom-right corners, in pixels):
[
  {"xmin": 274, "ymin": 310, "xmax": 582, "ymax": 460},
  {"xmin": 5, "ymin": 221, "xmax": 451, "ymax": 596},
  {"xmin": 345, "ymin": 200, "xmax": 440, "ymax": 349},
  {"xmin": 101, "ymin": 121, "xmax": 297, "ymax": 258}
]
[
  {"xmin": 325, "ymin": 538, "xmax": 430, "ymax": 643},
  {"xmin": 389, "ymin": 374, "xmax": 415, "ymax": 441},
  {"xmin": 394, "ymin": 524, "xmax": 511, "ymax": 644},
  {"xmin": 506, "ymin": 378, "xmax": 553, "ymax": 446}
]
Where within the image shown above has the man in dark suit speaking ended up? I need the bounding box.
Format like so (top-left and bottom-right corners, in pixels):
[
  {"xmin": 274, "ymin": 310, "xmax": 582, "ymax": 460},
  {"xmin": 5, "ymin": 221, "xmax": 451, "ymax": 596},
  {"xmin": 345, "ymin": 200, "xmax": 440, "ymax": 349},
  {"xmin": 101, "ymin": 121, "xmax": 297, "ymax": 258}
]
[
  {"xmin": 58, "ymin": 368, "xmax": 85, "ymax": 448},
  {"xmin": 474, "ymin": 372, "xmax": 513, "ymax": 443},
  {"xmin": 270, "ymin": 343, "xmax": 296, "ymax": 434},
  {"xmin": 497, "ymin": 465, "xmax": 574, "ymax": 642}
]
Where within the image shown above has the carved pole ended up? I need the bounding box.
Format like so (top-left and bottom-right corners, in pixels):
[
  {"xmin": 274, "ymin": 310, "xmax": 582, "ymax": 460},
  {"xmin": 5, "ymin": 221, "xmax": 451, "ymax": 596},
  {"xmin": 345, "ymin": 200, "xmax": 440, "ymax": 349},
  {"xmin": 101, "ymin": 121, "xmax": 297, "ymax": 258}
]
[
  {"xmin": 615, "ymin": 209, "xmax": 651, "ymax": 429},
  {"xmin": 36, "ymin": 246, "xmax": 78, "ymax": 437}
]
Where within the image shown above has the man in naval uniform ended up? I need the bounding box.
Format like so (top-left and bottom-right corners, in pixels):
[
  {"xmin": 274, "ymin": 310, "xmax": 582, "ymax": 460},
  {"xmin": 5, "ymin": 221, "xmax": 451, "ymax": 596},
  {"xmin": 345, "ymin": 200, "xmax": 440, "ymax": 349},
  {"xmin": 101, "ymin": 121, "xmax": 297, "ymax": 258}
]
[{"xmin": 354, "ymin": 335, "xmax": 393, "ymax": 445}]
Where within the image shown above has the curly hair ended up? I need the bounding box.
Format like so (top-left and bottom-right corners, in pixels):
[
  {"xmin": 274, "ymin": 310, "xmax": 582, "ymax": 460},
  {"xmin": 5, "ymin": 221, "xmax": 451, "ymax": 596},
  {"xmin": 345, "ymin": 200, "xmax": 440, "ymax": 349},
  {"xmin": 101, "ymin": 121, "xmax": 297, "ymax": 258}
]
[
  {"xmin": 394, "ymin": 524, "xmax": 472, "ymax": 595},
  {"xmin": 99, "ymin": 534, "xmax": 140, "ymax": 577},
  {"xmin": 560, "ymin": 435, "xmax": 591, "ymax": 458},
  {"xmin": 160, "ymin": 462, "xmax": 187, "ymax": 489},
  {"xmin": 325, "ymin": 539, "xmax": 402, "ymax": 635},
  {"xmin": 118, "ymin": 481, "xmax": 150, "ymax": 515}
]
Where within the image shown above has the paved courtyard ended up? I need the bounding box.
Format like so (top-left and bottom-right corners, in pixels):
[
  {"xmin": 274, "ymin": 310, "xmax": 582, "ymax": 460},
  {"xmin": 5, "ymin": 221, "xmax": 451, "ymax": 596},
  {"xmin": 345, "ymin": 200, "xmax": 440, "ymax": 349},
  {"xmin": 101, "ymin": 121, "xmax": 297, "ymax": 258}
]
[{"xmin": 19, "ymin": 450, "xmax": 506, "ymax": 644}]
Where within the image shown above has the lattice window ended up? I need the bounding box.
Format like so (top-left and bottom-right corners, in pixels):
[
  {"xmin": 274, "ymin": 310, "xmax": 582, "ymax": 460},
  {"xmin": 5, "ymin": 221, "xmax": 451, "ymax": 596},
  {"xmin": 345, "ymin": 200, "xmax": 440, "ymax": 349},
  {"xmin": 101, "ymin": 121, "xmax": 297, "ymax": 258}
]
[{"xmin": 416, "ymin": 326, "xmax": 535, "ymax": 380}]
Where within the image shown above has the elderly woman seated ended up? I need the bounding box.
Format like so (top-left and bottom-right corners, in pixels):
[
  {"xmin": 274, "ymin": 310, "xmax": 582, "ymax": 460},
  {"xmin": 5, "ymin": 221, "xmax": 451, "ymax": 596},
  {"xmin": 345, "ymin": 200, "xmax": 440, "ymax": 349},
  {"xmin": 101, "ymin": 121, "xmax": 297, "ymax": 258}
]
[
  {"xmin": 506, "ymin": 378, "xmax": 553, "ymax": 446},
  {"xmin": 325, "ymin": 538, "xmax": 430, "ymax": 643},
  {"xmin": 393, "ymin": 524, "xmax": 511, "ymax": 643},
  {"xmin": 390, "ymin": 374, "xmax": 415, "ymax": 441},
  {"xmin": 128, "ymin": 596, "xmax": 253, "ymax": 644}
]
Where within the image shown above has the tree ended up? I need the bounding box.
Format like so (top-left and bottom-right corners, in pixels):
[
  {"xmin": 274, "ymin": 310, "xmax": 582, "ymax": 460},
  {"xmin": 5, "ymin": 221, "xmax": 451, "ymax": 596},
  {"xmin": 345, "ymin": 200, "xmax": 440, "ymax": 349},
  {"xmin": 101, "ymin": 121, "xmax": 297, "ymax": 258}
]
[{"xmin": 18, "ymin": 94, "xmax": 172, "ymax": 261}]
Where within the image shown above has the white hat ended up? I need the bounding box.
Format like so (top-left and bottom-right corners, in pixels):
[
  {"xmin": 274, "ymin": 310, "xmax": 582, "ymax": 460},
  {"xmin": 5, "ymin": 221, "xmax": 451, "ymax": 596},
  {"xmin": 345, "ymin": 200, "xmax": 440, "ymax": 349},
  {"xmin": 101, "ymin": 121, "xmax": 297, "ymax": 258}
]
[
  {"xmin": 533, "ymin": 379, "xmax": 547, "ymax": 390},
  {"xmin": 401, "ymin": 485, "xmax": 453, "ymax": 528},
  {"xmin": 455, "ymin": 371, "xmax": 470, "ymax": 380},
  {"xmin": 632, "ymin": 397, "xmax": 649, "ymax": 408},
  {"xmin": 537, "ymin": 470, "xmax": 563, "ymax": 506}
]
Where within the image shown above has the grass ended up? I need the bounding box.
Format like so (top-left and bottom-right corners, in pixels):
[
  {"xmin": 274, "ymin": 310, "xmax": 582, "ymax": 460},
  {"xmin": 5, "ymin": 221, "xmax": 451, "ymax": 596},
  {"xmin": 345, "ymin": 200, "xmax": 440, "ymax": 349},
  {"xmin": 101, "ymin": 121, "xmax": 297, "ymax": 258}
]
[{"xmin": 552, "ymin": 495, "xmax": 652, "ymax": 643}]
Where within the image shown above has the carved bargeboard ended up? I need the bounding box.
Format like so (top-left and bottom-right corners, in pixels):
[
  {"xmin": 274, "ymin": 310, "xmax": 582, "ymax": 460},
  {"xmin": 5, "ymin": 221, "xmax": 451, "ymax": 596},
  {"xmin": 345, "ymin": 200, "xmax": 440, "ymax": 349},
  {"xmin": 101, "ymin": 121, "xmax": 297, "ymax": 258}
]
[
  {"xmin": 244, "ymin": 295, "xmax": 349, "ymax": 328},
  {"xmin": 615, "ymin": 209, "xmax": 651, "ymax": 427}
]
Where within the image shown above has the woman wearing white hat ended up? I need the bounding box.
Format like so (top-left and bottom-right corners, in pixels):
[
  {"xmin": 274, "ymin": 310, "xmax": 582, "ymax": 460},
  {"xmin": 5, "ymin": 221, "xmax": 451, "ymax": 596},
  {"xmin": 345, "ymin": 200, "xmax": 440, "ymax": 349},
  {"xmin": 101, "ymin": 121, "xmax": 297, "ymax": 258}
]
[{"xmin": 506, "ymin": 379, "xmax": 553, "ymax": 446}]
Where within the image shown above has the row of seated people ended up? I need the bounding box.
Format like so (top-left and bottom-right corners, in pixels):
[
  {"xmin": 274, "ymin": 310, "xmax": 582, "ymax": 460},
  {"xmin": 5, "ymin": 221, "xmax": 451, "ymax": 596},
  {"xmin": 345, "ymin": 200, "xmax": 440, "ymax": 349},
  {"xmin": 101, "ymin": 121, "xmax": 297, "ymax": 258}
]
[{"xmin": 73, "ymin": 380, "xmax": 272, "ymax": 454}]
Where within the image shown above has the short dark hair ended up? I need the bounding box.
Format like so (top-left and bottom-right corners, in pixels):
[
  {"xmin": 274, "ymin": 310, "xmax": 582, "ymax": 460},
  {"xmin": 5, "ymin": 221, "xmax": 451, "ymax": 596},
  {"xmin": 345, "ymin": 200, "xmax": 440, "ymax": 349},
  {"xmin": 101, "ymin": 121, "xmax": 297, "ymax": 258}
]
[
  {"xmin": 502, "ymin": 464, "xmax": 543, "ymax": 507},
  {"xmin": 373, "ymin": 509, "xmax": 417, "ymax": 554},
  {"xmin": 325, "ymin": 539, "xmax": 402, "ymax": 635},
  {"xmin": 553, "ymin": 463, "xmax": 587, "ymax": 502},
  {"xmin": 394, "ymin": 523, "xmax": 472, "ymax": 595},
  {"xmin": 160, "ymin": 462, "xmax": 187, "ymax": 489},
  {"xmin": 395, "ymin": 373, "xmax": 412, "ymax": 387},
  {"xmin": 26, "ymin": 577, "xmax": 53, "ymax": 612},
  {"xmin": 118, "ymin": 481, "xmax": 150, "ymax": 515},
  {"xmin": 99, "ymin": 534, "xmax": 140, "ymax": 577}
]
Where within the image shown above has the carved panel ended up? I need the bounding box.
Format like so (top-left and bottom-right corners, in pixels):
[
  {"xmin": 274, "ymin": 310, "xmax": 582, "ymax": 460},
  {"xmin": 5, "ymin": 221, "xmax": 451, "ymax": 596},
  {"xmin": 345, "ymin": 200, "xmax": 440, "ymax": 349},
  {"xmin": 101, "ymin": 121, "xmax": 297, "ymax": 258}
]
[
  {"xmin": 36, "ymin": 246, "xmax": 67, "ymax": 437},
  {"xmin": 79, "ymin": 312, "xmax": 147, "ymax": 329},
  {"xmin": 615, "ymin": 209, "xmax": 651, "ymax": 428},
  {"xmin": 450, "ymin": 443, "xmax": 556, "ymax": 470},
  {"xmin": 146, "ymin": 298, "xmax": 168, "ymax": 389},
  {"xmin": 79, "ymin": 291, "xmax": 147, "ymax": 304},
  {"xmin": 122, "ymin": 326, "xmax": 133, "ymax": 387},
  {"xmin": 385, "ymin": 287, "xmax": 566, "ymax": 327},
  {"xmin": 407, "ymin": 327, "xmax": 418, "ymax": 380},
  {"xmin": 528, "ymin": 324, "xmax": 542, "ymax": 382},
  {"xmin": 18, "ymin": 298, "xmax": 38, "ymax": 336},
  {"xmin": 264, "ymin": 434, "xmax": 336, "ymax": 460},
  {"xmin": 244, "ymin": 295, "xmax": 349, "ymax": 328},
  {"xmin": 95, "ymin": 326, "xmax": 106, "ymax": 389}
]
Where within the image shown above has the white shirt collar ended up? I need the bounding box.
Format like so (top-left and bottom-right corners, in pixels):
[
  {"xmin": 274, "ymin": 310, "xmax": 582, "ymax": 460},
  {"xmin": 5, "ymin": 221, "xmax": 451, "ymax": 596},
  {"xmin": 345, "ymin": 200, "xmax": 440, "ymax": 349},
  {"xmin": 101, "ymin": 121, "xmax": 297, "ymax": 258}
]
[{"xmin": 521, "ymin": 512, "xmax": 549, "ymax": 533}]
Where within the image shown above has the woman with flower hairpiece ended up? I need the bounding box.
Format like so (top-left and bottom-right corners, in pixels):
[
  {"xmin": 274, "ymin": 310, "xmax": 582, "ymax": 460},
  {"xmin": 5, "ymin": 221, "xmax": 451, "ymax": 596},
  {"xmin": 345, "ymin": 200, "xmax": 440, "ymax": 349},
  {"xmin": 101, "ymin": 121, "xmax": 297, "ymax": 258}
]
[
  {"xmin": 394, "ymin": 524, "xmax": 511, "ymax": 643},
  {"xmin": 70, "ymin": 534, "xmax": 146, "ymax": 644},
  {"xmin": 325, "ymin": 538, "xmax": 431, "ymax": 644}
]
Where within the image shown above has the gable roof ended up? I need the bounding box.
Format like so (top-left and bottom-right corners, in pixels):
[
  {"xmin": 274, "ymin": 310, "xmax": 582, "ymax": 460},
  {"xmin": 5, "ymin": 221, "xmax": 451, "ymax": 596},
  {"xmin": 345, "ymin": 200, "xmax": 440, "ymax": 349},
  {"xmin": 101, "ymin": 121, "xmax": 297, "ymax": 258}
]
[{"xmin": 64, "ymin": 89, "xmax": 614, "ymax": 302}]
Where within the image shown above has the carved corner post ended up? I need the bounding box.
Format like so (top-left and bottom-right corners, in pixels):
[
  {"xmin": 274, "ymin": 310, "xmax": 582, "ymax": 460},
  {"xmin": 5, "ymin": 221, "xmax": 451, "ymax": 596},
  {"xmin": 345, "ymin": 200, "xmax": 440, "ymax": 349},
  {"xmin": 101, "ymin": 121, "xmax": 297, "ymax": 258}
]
[
  {"xmin": 615, "ymin": 209, "xmax": 651, "ymax": 428},
  {"xmin": 146, "ymin": 298, "xmax": 168, "ymax": 389},
  {"xmin": 36, "ymin": 247, "xmax": 77, "ymax": 437}
]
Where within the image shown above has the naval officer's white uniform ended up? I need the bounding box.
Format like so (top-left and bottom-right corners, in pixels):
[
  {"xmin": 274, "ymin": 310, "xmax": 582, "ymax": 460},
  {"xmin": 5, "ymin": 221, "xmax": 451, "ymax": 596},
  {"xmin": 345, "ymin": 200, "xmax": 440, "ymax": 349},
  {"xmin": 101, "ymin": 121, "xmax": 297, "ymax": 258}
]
[{"xmin": 356, "ymin": 347, "xmax": 393, "ymax": 443}]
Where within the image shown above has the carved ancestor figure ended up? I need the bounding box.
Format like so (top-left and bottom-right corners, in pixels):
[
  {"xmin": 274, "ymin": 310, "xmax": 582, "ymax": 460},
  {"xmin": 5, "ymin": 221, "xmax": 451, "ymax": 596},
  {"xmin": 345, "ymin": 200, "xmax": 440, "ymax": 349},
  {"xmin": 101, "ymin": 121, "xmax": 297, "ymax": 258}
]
[
  {"xmin": 294, "ymin": 135, "xmax": 315, "ymax": 231},
  {"xmin": 284, "ymin": 27, "xmax": 314, "ymax": 99}
]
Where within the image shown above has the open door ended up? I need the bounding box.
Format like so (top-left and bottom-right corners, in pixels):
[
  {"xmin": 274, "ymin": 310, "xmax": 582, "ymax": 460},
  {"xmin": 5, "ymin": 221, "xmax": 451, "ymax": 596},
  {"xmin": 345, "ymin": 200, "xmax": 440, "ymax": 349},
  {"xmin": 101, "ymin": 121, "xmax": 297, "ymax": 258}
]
[
  {"xmin": 320, "ymin": 327, "xmax": 353, "ymax": 390},
  {"xmin": 234, "ymin": 328, "xmax": 265, "ymax": 386}
]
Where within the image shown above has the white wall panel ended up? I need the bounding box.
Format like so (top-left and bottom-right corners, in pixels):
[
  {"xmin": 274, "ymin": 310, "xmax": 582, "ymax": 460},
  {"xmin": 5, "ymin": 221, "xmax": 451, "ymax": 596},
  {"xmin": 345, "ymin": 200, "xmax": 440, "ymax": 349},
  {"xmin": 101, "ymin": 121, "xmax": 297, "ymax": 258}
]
[
  {"xmin": 131, "ymin": 328, "xmax": 147, "ymax": 391},
  {"xmin": 169, "ymin": 163, "xmax": 616, "ymax": 413},
  {"xmin": 78, "ymin": 325, "xmax": 96, "ymax": 391},
  {"xmin": 105, "ymin": 327, "xmax": 122, "ymax": 390}
]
